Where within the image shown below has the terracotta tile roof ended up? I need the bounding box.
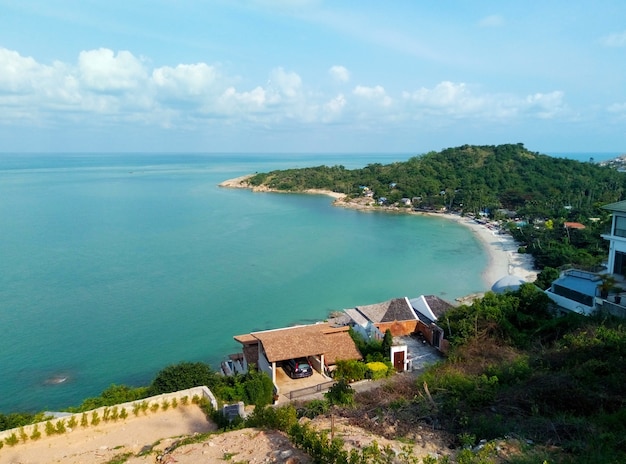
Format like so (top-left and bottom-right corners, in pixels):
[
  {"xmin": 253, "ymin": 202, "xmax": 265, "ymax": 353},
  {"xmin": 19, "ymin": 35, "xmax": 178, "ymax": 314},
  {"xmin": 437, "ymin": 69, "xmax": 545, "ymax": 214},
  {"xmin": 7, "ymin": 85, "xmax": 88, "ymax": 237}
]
[
  {"xmin": 324, "ymin": 331, "xmax": 363, "ymax": 364},
  {"xmin": 234, "ymin": 333, "xmax": 258, "ymax": 344},
  {"xmin": 355, "ymin": 297, "xmax": 416, "ymax": 323},
  {"xmin": 564, "ymin": 222, "xmax": 586, "ymax": 229},
  {"xmin": 236, "ymin": 323, "xmax": 361, "ymax": 364}
]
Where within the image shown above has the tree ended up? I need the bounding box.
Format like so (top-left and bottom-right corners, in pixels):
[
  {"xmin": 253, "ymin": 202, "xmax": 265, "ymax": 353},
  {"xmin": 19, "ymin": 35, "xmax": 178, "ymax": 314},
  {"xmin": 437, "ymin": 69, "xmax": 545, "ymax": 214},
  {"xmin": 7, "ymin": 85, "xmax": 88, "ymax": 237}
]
[
  {"xmin": 381, "ymin": 329, "xmax": 393, "ymax": 358},
  {"xmin": 148, "ymin": 361, "xmax": 217, "ymax": 396}
]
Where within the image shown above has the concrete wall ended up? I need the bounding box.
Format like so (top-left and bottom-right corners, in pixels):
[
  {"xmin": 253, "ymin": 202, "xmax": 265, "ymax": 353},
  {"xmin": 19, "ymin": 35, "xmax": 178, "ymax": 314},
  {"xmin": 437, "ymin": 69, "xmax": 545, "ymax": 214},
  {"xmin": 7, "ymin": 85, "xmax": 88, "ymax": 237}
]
[{"xmin": 0, "ymin": 386, "xmax": 217, "ymax": 444}]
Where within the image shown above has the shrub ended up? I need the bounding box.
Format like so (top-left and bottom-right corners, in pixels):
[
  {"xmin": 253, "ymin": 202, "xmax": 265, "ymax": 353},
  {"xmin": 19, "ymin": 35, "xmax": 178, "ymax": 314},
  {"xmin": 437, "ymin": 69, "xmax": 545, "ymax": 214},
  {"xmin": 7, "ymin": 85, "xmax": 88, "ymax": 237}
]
[
  {"xmin": 45, "ymin": 420, "xmax": 56, "ymax": 435},
  {"xmin": 246, "ymin": 405, "xmax": 298, "ymax": 432},
  {"xmin": 366, "ymin": 361, "xmax": 389, "ymax": 380},
  {"xmin": 19, "ymin": 426, "xmax": 28, "ymax": 443},
  {"xmin": 67, "ymin": 415, "xmax": 77, "ymax": 429},
  {"xmin": 4, "ymin": 433, "xmax": 18, "ymax": 447},
  {"xmin": 55, "ymin": 420, "xmax": 66, "ymax": 434},
  {"xmin": 325, "ymin": 379, "xmax": 354, "ymax": 406},
  {"xmin": 119, "ymin": 408, "xmax": 128, "ymax": 420},
  {"xmin": 334, "ymin": 359, "xmax": 367, "ymax": 382},
  {"xmin": 148, "ymin": 362, "xmax": 217, "ymax": 396},
  {"xmin": 299, "ymin": 399, "xmax": 330, "ymax": 418},
  {"xmin": 80, "ymin": 413, "xmax": 88, "ymax": 427},
  {"xmin": 91, "ymin": 412, "xmax": 100, "ymax": 426},
  {"xmin": 30, "ymin": 424, "xmax": 41, "ymax": 440}
]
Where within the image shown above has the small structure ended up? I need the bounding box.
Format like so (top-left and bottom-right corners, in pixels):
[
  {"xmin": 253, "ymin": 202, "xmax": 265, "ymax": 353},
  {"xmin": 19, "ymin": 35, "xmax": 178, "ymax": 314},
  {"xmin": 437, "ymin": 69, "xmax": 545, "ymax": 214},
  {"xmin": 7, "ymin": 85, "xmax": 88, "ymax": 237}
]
[
  {"xmin": 410, "ymin": 295, "xmax": 454, "ymax": 353},
  {"xmin": 346, "ymin": 297, "xmax": 419, "ymax": 337},
  {"xmin": 223, "ymin": 401, "xmax": 246, "ymax": 423},
  {"xmin": 544, "ymin": 200, "xmax": 626, "ymax": 318},
  {"xmin": 491, "ymin": 275, "xmax": 526, "ymax": 294},
  {"xmin": 233, "ymin": 323, "xmax": 362, "ymax": 393}
]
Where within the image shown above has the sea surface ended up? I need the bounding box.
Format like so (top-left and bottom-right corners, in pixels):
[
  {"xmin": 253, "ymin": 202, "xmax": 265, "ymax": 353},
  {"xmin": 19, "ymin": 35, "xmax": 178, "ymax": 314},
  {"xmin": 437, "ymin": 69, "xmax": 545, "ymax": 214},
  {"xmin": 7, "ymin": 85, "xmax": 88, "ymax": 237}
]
[{"xmin": 0, "ymin": 151, "xmax": 617, "ymax": 413}]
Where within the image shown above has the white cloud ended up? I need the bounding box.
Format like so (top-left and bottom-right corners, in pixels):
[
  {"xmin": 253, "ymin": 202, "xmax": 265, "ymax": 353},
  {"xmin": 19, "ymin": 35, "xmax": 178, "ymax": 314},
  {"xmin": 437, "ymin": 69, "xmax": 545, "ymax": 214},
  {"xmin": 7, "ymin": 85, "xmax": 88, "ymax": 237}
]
[
  {"xmin": 524, "ymin": 91, "xmax": 565, "ymax": 119},
  {"xmin": 322, "ymin": 93, "xmax": 346, "ymax": 121},
  {"xmin": 329, "ymin": 65, "xmax": 350, "ymax": 83},
  {"xmin": 78, "ymin": 48, "xmax": 147, "ymax": 91},
  {"xmin": 600, "ymin": 31, "xmax": 626, "ymax": 47},
  {"xmin": 353, "ymin": 85, "xmax": 392, "ymax": 107},
  {"xmin": 478, "ymin": 14, "xmax": 504, "ymax": 28},
  {"xmin": 402, "ymin": 82, "xmax": 567, "ymax": 121},
  {"xmin": 218, "ymin": 86, "xmax": 267, "ymax": 114},
  {"xmin": 268, "ymin": 67, "xmax": 302, "ymax": 99},
  {"xmin": 608, "ymin": 102, "xmax": 626, "ymax": 113},
  {"xmin": 0, "ymin": 46, "xmax": 574, "ymax": 135},
  {"xmin": 403, "ymin": 81, "xmax": 483, "ymax": 116},
  {"xmin": 153, "ymin": 63, "xmax": 218, "ymax": 96}
]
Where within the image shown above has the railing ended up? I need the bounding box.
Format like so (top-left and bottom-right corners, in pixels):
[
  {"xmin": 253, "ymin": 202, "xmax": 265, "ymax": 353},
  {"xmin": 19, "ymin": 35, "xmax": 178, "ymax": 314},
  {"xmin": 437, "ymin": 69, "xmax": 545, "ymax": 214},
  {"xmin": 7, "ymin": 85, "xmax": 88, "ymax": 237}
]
[
  {"xmin": 287, "ymin": 380, "xmax": 336, "ymax": 400},
  {"xmin": 600, "ymin": 300, "xmax": 626, "ymax": 318}
]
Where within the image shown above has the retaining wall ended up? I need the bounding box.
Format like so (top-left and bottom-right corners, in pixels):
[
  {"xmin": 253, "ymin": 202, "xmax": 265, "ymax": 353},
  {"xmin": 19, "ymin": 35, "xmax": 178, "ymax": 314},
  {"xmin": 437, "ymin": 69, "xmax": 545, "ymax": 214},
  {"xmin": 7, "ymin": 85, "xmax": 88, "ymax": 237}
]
[{"xmin": 0, "ymin": 386, "xmax": 217, "ymax": 445}]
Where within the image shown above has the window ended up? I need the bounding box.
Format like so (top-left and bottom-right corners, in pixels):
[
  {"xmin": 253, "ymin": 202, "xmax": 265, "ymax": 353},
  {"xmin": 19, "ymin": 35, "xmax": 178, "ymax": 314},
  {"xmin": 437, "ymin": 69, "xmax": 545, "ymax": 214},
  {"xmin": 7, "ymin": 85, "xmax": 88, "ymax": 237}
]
[
  {"xmin": 552, "ymin": 284, "xmax": 594, "ymax": 307},
  {"xmin": 614, "ymin": 251, "xmax": 626, "ymax": 277},
  {"xmin": 614, "ymin": 216, "xmax": 626, "ymax": 238}
]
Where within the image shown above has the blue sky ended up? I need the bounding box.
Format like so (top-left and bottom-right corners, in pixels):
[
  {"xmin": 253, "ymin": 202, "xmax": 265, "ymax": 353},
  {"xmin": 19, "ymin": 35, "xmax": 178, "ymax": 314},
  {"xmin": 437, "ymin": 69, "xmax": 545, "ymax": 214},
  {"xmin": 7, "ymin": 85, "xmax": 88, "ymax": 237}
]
[{"xmin": 1, "ymin": 1, "xmax": 625, "ymax": 154}]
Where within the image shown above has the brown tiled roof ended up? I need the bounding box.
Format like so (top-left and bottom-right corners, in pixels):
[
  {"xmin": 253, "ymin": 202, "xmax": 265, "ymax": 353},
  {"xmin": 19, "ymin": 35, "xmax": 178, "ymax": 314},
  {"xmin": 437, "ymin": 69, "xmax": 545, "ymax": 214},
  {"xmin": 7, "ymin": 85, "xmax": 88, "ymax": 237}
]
[
  {"xmin": 233, "ymin": 333, "xmax": 258, "ymax": 344},
  {"xmin": 252, "ymin": 325, "xmax": 327, "ymax": 362},
  {"xmin": 235, "ymin": 323, "xmax": 361, "ymax": 364},
  {"xmin": 564, "ymin": 222, "xmax": 586, "ymax": 229},
  {"xmin": 356, "ymin": 297, "xmax": 416, "ymax": 323},
  {"xmin": 423, "ymin": 295, "xmax": 454, "ymax": 319},
  {"xmin": 324, "ymin": 331, "xmax": 363, "ymax": 364}
]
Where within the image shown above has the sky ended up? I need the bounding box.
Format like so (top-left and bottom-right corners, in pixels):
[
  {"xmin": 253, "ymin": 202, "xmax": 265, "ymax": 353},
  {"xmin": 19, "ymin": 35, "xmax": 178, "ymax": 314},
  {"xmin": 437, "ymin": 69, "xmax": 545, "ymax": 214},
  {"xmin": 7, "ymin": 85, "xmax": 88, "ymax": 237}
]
[{"xmin": 1, "ymin": 1, "xmax": 625, "ymax": 154}]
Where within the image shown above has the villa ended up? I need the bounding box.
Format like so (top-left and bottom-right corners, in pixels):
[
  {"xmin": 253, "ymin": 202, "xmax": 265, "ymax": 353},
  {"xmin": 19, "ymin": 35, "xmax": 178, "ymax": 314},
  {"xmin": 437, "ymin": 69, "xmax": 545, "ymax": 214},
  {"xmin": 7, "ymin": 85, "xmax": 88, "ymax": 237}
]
[{"xmin": 544, "ymin": 200, "xmax": 626, "ymax": 318}]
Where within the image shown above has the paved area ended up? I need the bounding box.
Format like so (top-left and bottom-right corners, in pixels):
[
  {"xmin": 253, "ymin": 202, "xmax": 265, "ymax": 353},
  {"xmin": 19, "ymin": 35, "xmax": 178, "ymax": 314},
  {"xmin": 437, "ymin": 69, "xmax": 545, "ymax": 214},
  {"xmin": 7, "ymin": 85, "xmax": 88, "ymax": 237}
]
[{"xmin": 395, "ymin": 334, "xmax": 444, "ymax": 371}]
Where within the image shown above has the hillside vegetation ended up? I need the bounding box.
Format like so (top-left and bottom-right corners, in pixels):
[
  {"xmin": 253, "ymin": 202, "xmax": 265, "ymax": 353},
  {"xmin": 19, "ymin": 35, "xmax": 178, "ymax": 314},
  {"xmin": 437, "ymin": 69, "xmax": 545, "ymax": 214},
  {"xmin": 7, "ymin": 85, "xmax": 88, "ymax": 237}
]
[{"xmin": 249, "ymin": 144, "xmax": 624, "ymax": 214}]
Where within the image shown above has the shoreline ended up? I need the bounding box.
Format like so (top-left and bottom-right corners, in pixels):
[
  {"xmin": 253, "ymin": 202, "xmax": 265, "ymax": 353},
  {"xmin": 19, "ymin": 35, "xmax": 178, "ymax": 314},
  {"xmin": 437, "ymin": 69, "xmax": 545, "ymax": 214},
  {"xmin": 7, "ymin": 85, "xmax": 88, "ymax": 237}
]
[{"xmin": 219, "ymin": 176, "xmax": 538, "ymax": 295}]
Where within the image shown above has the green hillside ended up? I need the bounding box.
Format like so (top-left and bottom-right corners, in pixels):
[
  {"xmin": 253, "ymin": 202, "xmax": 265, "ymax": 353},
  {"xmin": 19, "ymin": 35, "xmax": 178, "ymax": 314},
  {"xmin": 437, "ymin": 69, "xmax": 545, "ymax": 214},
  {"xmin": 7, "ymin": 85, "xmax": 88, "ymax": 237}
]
[{"xmin": 249, "ymin": 143, "xmax": 625, "ymax": 214}]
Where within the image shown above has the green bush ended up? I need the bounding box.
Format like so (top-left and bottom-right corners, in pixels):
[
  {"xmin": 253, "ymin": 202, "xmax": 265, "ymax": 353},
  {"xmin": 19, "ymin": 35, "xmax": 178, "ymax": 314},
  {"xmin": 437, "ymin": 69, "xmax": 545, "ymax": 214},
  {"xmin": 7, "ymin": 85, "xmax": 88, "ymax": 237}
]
[
  {"xmin": 148, "ymin": 362, "xmax": 217, "ymax": 396},
  {"xmin": 30, "ymin": 424, "xmax": 41, "ymax": 440},
  {"xmin": 4, "ymin": 433, "xmax": 18, "ymax": 447},
  {"xmin": 246, "ymin": 405, "xmax": 298, "ymax": 432},
  {"xmin": 299, "ymin": 399, "xmax": 330, "ymax": 418},
  {"xmin": 334, "ymin": 359, "xmax": 367, "ymax": 382},
  {"xmin": 366, "ymin": 361, "xmax": 389, "ymax": 380},
  {"xmin": 325, "ymin": 379, "xmax": 354, "ymax": 406}
]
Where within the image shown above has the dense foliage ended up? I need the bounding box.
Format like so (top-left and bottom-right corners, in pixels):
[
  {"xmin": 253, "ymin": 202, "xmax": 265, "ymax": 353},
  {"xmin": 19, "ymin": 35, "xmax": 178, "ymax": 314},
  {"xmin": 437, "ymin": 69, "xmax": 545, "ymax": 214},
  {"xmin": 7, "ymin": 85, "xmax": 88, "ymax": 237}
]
[
  {"xmin": 248, "ymin": 144, "xmax": 625, "ymax": 216},
  {"xmin": 403, "ymin": 288, "xmax": 626, "ymax": 463}
]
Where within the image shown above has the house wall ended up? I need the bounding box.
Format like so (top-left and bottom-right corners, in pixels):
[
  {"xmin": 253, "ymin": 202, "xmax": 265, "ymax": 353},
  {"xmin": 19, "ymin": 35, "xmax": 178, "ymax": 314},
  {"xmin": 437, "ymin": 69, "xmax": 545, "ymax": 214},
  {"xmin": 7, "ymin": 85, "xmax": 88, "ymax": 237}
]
[
  {"xmin": 603, "ymin": 211, "xmax": 626, "ymax": 276},
  {"xmin": 376, "ymin": 320, "xmax": 418, "ymax": 337},
  {"xmin": 416, "ymin": 320, "xmax": 449, "ymax": 354},
  {"xmin": 256, "ymin": 347, "xmax": 273, "ymax": 384}
]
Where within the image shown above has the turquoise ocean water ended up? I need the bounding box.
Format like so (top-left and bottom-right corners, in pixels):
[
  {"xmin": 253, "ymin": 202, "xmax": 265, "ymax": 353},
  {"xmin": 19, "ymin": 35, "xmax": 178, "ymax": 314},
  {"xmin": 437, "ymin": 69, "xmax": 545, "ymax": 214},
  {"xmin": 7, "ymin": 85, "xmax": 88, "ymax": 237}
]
[{"xmin": 1, "ymin": 151, "xmax": 612, "ymax": 413}]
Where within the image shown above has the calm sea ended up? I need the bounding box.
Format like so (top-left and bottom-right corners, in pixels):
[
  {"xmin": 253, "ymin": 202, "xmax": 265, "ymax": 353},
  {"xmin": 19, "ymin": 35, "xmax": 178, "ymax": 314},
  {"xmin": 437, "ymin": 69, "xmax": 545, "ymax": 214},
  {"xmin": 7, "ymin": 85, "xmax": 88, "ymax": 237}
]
[{"xmin": 0, "ymin": 151, "xmax": 612, "ymax": 413}]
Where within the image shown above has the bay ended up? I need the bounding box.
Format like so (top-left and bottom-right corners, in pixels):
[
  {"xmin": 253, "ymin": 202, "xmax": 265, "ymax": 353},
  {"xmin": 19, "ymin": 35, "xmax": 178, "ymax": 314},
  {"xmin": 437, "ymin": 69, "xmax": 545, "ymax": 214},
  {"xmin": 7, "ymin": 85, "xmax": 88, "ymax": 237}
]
[{"xmin": 0, "ymin": 153, "xmax": 488, "ymax": 412}]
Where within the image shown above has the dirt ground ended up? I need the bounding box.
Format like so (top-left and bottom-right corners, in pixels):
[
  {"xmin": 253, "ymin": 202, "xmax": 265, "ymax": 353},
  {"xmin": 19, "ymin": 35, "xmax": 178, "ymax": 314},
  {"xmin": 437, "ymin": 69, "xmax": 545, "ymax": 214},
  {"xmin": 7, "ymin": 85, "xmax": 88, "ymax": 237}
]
[{"xmin": 0, "ymin": 403, "xmax": 451, "ymax": 464}]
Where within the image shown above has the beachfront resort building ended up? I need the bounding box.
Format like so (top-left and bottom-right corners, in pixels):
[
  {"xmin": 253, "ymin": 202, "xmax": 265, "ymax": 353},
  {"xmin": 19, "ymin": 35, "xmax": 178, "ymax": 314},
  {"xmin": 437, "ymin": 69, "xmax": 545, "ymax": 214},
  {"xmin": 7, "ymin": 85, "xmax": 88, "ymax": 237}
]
[{"xmin": 544, "ymin": 200, "xmax": 626, "ymax": 318}]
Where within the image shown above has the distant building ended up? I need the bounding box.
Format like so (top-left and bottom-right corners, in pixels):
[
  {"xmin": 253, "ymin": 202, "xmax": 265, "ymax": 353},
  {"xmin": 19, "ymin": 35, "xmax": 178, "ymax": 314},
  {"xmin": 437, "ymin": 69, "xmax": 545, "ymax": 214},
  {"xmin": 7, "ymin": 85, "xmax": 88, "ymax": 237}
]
[{"xmin": 544, "ymin": 200, "xmax": 626, "ymax": 318}]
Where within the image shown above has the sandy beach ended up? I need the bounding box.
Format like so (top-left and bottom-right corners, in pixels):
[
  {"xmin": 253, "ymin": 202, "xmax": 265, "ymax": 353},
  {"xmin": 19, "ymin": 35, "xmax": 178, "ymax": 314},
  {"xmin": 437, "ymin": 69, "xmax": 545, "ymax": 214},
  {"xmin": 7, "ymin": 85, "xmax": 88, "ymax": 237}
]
[{"xmin": 219, "ymin": 175, "xmax": 538, "ymax": 294}]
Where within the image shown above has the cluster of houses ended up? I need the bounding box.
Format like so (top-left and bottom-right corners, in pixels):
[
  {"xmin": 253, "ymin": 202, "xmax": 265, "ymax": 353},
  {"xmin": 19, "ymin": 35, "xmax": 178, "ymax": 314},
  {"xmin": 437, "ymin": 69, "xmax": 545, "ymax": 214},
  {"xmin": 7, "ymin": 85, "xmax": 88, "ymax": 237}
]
[
  {"xmin": 221, "ymin": 200, "xmax": 626, "ymax": 401},
  {"xmin": 223, "ymin": 294, "xmax": 453, "ymax": 400},
  {"xmin": 545, "ymin": 200, "xmax": 626, "ymax": 318}
]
